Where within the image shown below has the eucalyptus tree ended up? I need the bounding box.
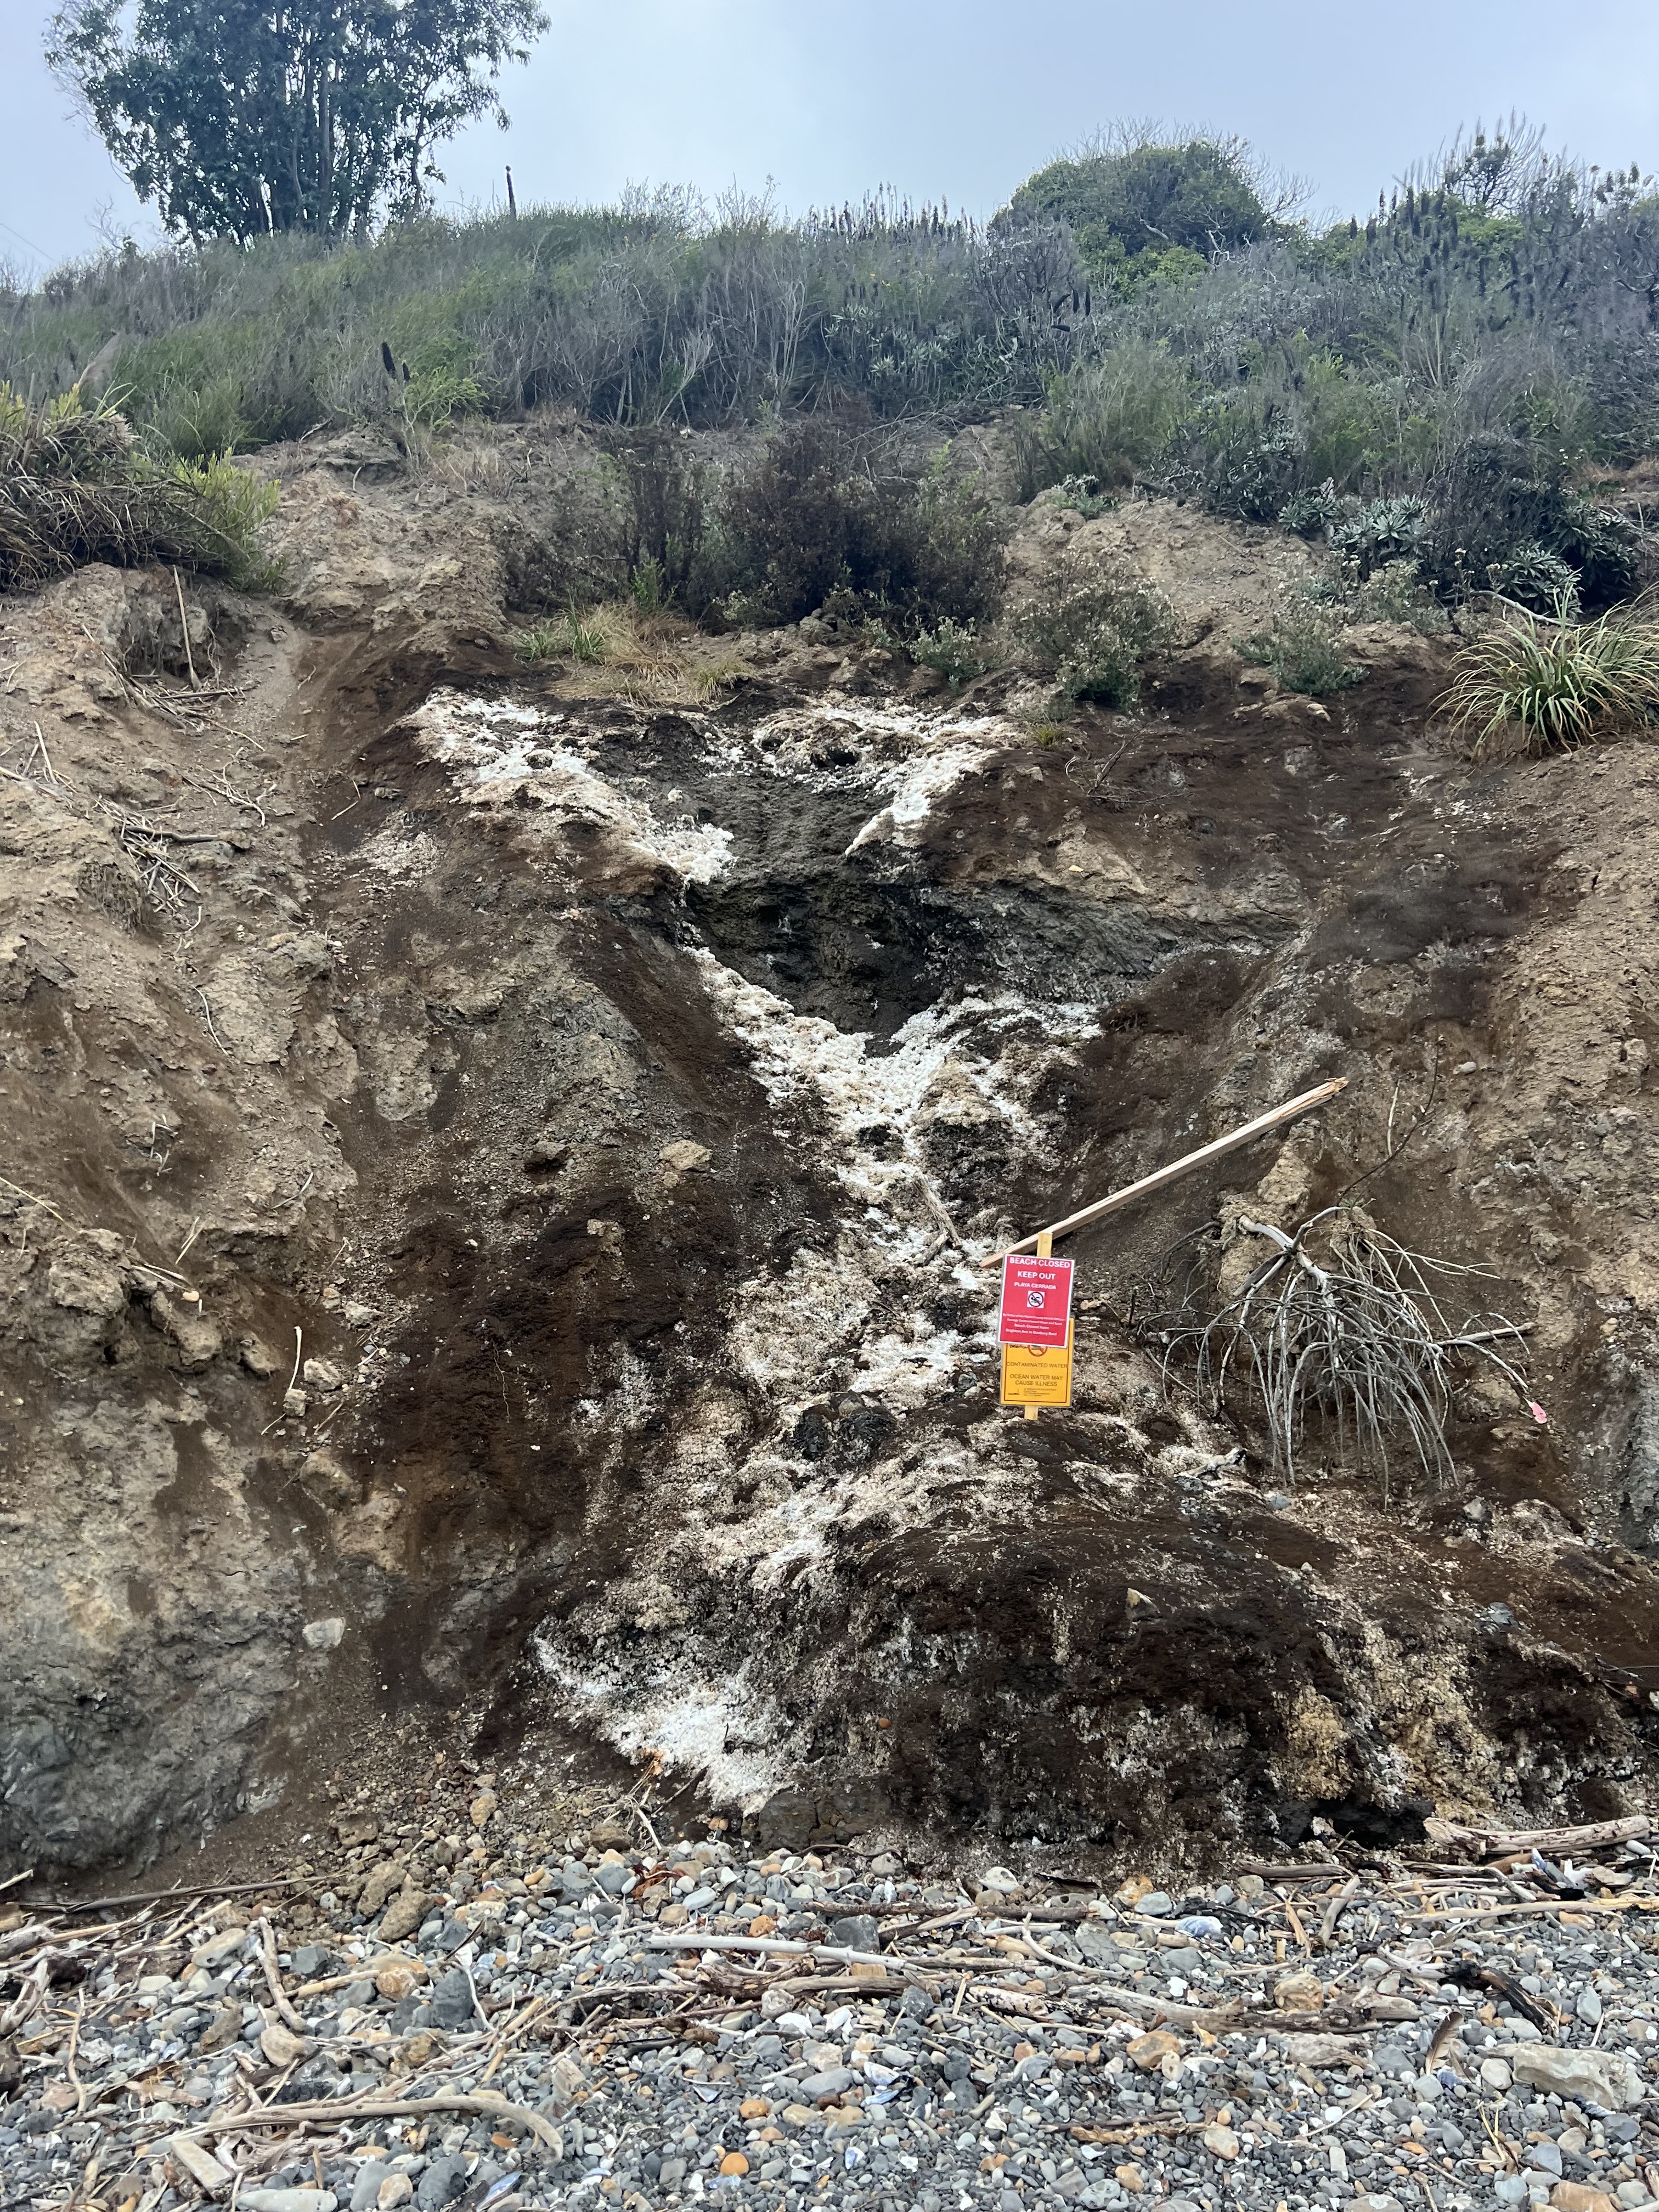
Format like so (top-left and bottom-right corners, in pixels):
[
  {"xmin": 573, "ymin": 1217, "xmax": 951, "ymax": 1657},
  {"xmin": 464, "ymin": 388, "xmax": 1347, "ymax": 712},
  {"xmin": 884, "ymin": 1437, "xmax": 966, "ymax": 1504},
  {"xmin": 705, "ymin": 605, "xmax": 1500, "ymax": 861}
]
[{"xmin": 48, "ymin": 0, "xmax": 549, "ymax": 242}]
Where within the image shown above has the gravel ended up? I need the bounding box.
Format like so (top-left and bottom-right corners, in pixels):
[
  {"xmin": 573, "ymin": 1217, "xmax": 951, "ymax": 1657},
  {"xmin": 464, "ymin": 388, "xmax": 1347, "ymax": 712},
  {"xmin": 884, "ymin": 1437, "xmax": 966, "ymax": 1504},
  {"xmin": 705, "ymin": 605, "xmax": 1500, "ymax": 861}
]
[{"xmin": 9, "ymin": 1809, "xmax": 1659, "ymax": 2212}]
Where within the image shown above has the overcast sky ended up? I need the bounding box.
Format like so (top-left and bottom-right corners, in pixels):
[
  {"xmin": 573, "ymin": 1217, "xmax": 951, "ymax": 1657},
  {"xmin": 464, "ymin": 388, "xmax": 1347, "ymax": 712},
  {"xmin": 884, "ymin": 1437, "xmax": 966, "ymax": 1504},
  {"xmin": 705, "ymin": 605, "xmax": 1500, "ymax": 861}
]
[{"xmin": 4, "ymin": 0, "xmax": 1658, "ymax": 275}]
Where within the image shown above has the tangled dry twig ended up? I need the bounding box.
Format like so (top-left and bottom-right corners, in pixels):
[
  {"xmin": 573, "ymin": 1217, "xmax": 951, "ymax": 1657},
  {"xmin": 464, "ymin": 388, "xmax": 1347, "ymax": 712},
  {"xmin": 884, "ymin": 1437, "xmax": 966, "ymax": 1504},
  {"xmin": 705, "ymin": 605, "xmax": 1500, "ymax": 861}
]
[{"xmin": 1152, "ymin": 1205, "xmax": 1532, "ymax": 1496}]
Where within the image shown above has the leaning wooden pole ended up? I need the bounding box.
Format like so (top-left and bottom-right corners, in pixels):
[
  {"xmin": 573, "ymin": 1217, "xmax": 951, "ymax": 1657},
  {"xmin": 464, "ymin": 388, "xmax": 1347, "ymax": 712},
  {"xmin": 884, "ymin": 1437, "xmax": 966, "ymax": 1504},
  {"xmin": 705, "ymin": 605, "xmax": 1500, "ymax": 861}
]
[{"xmin": 981, "ymin": 1077, "xmax": 1348, "ymax": 1268}]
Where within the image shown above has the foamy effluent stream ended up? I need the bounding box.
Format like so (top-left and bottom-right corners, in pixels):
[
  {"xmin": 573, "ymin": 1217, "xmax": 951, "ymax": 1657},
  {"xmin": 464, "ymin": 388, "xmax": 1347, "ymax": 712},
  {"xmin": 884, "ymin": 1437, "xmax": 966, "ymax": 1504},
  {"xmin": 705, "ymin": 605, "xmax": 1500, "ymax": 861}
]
[
  {"xmin": 413, "ymin": 685, "xmax": 1115, "ymax": 1400},
  {"xmin": 413, "ymin": 685, "xmax": 1117, "ymax": 1800}
]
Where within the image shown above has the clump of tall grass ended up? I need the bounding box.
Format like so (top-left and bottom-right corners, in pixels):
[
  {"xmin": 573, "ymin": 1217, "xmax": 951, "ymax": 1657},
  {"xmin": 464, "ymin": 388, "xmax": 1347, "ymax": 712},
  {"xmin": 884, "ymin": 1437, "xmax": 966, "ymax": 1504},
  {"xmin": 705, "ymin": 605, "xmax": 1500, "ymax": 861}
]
[
  {"xmin": 1013, "ymin": 338, "xmax": 1191, "ymax": 499},
  {"xmin": 511, "ymin": 599, "xmax": 748, "ymax": 703},
  {"xmin": 1440, "ymin": 601, "xmax": 1659, "ymax": 752},
  {"xmin": 0, "ymin": 383, "xmax": 279, "ymax": 591},
  {"xmin": 514, "ymin": 606, "xmax": 611, "ymax": 664}
]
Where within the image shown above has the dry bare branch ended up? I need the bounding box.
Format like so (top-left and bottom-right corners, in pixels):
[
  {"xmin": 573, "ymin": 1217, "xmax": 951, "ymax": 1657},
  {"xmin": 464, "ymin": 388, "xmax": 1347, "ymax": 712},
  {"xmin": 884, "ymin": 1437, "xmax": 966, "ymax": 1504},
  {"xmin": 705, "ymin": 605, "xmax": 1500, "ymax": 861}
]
[{"xmin": 1149, "ymin": 1204, "xmax": 1532, "ymax": 1497}]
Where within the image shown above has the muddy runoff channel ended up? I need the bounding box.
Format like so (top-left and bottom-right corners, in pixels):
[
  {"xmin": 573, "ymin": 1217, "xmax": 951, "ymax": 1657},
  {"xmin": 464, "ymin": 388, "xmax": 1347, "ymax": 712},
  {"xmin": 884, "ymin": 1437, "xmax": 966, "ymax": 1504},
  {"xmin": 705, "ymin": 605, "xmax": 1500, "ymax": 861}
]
[{"xmin": 16, "ymin": 652, "xmax": 1659, "ymax": 1880}]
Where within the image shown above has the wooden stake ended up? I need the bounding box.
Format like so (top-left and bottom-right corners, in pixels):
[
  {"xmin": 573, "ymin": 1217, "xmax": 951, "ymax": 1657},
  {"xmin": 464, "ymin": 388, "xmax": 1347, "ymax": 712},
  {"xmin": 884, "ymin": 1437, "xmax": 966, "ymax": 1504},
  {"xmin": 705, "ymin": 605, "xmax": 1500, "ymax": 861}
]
[
  {"xmin": 1026, "ymin": 1231, "xmax": 1052, "ymax": 1420},
  {"xmin": 981, "ymin": 1077, "xmax": 1347, "ymax": 1266},
  {"xmin": 172, "ymin": 567, "xmax": 200, "ymax": 690}
]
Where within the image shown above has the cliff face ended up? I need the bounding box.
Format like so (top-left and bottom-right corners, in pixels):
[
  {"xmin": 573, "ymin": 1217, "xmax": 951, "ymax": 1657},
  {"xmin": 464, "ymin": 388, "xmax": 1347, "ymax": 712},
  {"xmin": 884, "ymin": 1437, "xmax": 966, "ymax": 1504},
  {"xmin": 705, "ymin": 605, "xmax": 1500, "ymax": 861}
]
[{"xmin": 5, "ymin": 425, "xmax": 1659, "ymax": 1878}]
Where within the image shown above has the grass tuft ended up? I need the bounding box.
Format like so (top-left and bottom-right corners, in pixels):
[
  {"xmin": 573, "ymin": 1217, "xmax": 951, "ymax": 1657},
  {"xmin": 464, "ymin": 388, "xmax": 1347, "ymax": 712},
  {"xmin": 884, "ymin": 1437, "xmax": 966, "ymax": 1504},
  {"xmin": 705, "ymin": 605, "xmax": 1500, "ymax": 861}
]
[
  {"xmin": 514, "ymin": 607, "xmax": 611, "ymax": 666},
  {"xmin": 1440, "ymin": 602, "xmax": 1659, "ymax": 753},
  {"xmin": 513, "ymin": 600, "xmax": 749, "ymax": 704},
  {"xmin": 0, "ymin": 383, "xmax": 279, "ymax": 592}
]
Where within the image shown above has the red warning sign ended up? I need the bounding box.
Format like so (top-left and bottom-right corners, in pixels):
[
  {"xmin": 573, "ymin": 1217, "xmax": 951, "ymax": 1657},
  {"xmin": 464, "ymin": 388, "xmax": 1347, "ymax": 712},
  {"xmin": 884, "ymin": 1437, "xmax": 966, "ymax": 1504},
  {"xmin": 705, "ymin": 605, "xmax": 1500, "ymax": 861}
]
[{"xmin": 997, "ymin": 1254, "xmax": 1075, "ymax": 1348}]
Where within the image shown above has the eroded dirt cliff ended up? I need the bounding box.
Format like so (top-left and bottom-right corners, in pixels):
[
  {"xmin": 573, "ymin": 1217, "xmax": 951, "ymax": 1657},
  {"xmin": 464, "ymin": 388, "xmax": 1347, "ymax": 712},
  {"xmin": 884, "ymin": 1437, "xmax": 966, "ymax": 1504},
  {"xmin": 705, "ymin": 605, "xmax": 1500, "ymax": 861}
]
[{"xmin": 7, "ymin": 426, "xmax": 1659, "ymax": 1880}]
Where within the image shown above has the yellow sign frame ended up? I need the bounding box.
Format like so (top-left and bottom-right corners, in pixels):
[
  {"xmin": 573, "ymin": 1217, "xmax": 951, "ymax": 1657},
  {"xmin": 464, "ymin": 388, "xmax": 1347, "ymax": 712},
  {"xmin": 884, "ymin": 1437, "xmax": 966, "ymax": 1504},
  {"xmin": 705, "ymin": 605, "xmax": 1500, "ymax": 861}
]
[{"xmin": 1000, "ymin": 1322, "xmax": 1073, "ymax": 1409}]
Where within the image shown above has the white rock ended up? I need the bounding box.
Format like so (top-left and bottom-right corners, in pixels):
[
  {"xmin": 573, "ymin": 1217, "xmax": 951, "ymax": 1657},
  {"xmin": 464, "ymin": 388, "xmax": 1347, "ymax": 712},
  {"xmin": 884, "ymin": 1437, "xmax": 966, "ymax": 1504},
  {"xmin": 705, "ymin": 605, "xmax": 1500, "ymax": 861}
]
[
  {"xmin": 658, "ymin": 1140, "xmax": 711, "ymax": 1173},
  {"xmin": 302, "ymin": 1616, "xmax": 346, "ymax": 1651},
  {"xmin": 186, "ymin": 1927, "xmax": 247, "ymax": 1970},
  {"xmin": 171, "ymin": 2137, "xmax": 234, "ymax": 2193},
  {"xmin": 239, "ymin": 2193, "xmax": 337, "ymax": 2212},
  {"xmin": 1480, "ymin": 2056, "xmax": 1514, "ymax": 2091},
  {"xmin": 1280, "ymin": 2034, "xmax": 1365, "ymax": 2069},
  {"xmin": 1511, "ymin": 2044, "xmax": 1646, "ymax": 2110}
]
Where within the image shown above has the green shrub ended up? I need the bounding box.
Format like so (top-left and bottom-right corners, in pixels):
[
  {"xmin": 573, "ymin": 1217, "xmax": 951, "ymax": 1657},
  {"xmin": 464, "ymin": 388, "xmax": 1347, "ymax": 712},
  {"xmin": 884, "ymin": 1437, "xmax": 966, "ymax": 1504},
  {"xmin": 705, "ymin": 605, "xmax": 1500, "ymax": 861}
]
[
  {"xmin": 1005, "ymin": 131, "xmax": 1282, "ymax": 286},
  {"xmin": 602, "ymin": 430, "xmax": 725, "ymax": 614},
  {"xmin": 1018, "ymin": 339, "xmax": 1190, "ymax": 498},
  {"xmin": 1280, "ymin": 481, "xmax": 1339, "ymax": 538},
  {"xmin": 1329, "ymin": 495, "xmax": 1429, "ymax": 578},
  {"xmin": 173, "ymin": 451, "xmax": 283, "ymax": 590},
  {"xmin": 1441, "ymin": 604, "xmax": 1659, "ymax": 751},
  {"xmin": 1015, "ymin": 549, "xmax": 1176, "ymax": 708},
  {"xmin": 911, "ymin": 617, "xmax": 995, "ymax": 686},
  {"xmin": 1352, "ymin": 559, "xmax": 1451, "ymax": 633},
  {"xmin": 1236, "ymin": 601, "xmax": 1364, "ymax": 695},
  {"xmin": 403, "ymin": 363, "xmax": 489, "ymax": 427},
  {"xmin": 1042, "ymin": 473, "xmax": 1115, "ymax": 518},
  {"xmin": 904, "ymin": 452, "xmax": 1007, "ymax": 627},
  {"xmin": 143, "ymin": 371, "xmax": 253, "ymax": 461},
  {"xmin": 1418, "ymin": 431, "xmax": 1570, "ymax": 598},
  {"xmin": 1182, "ymin": 396, "xmax": 1301, "ymax": 521},
  {"xmin": 1551, "ymin": 494, "xmax": 1641, "ymax": 608},
  {"xmin": 1488, "ymin": 540, "xmax": 1581, "ymax": 615}
]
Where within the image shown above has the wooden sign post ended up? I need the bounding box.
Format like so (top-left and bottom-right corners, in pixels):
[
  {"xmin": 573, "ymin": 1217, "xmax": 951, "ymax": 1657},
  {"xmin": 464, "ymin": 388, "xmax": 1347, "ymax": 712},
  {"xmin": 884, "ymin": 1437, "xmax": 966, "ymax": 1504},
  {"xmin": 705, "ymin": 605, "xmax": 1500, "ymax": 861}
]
[{"xmin": 991, "ymin": 1077, "xmax": 1347, "ymax": 1419}]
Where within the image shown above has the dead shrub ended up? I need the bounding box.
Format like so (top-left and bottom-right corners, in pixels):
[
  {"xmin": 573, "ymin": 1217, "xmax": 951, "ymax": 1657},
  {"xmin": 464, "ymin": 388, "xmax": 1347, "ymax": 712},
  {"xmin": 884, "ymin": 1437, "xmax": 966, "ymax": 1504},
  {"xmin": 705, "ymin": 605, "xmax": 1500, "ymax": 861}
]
[{"xmin": 719, "ymin": 420, "xmax": 1004, "ymax": 629}]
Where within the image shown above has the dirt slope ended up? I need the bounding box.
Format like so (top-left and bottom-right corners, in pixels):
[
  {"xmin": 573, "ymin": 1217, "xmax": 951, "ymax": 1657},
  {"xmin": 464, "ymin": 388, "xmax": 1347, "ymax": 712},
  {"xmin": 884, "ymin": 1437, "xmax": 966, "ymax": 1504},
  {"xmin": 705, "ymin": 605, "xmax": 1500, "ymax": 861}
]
[{"xmin": 5, "ymin": 429, "xmax": 1659, "ymax": 1880}]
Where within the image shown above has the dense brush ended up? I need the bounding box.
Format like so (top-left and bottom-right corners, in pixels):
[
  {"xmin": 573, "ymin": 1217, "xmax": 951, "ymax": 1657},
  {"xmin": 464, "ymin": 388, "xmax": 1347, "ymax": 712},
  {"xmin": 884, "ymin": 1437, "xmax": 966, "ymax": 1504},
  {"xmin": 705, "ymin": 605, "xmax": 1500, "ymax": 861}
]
[{"xmin": 0, "ymin": 383, "xmax": 279, "ymax": 591}]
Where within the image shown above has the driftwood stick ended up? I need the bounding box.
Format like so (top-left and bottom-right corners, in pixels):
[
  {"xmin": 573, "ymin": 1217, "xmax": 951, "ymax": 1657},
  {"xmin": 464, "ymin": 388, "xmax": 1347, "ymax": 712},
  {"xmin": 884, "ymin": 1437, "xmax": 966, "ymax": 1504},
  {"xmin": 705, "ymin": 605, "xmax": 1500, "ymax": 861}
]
[
  {"xmin": 1426, "ymin": 1814, "xmax": 1650, "ymax": 1860},
  {"xmin": 647, "ymin": 1933, "xmax": 900, "ymax": 1969},
  {"xmin": 252, "ymin": 1914, "xmax": 306, "ymax": 2034},
  {"xmin": 1076, "ymin": 1982, "xmax": 1390, "ymax": 2036},
  {"xmin": 176, "ymin": 2092, "xmax": 560, "ymax": 2150},
  {"xmin": 27, "ymin": 1877, "xmax": 307, "ymax": 1917},
  {"xmin": 173, "ymin": 567, "xmax": 200, "ymax": 690},
  {"xmin": 1231, "ymin": 1861, "xmax": 1348, "ymax": 1884}
]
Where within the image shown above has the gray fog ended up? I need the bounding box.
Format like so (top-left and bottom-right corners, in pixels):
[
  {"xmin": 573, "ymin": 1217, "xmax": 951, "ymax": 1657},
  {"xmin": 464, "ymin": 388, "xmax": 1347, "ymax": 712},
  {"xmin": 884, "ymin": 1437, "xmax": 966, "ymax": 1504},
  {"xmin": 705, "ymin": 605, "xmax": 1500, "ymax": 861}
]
[{"xmin": 3, "ymin": 0, "xmax": 1657, "ymax": 272}]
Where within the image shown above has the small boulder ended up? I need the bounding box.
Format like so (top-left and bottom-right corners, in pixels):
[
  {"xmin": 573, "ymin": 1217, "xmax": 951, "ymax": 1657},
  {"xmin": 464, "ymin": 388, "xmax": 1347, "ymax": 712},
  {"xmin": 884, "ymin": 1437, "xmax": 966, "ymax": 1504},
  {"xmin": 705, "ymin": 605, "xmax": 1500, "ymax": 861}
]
[
  {"xmin": 239, "ymin": 1331, "xmax": 280, "ymax": 1377},
  {"xmin": 378, "ymin": 1883, "xmax": 432, "ymax": 1944},
  {"xmin": 299, "ymin": 1449, "xmax": 362, "ymax": 1506},
  {"xmin": 1127, "ymin": 2030, "xmax": 1181, "ymax": 2072},
  {"xmin": 358, "ymin": 1859, "xmax": 408, "ymax": 1918},
  {"xmin": 258, "ymin": 2021, "xmax": 310, "ymax": 2068},
  {"xmin": 1513, "ymin": 2045, "xmax": 1645, "ymax": 2110}
]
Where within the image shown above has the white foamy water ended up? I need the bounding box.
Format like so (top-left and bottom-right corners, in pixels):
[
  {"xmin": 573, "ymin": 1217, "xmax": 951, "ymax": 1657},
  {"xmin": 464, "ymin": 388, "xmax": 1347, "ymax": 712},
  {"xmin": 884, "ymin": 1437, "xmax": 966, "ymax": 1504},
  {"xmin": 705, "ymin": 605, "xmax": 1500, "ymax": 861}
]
[{"xmin": 413, "ymin": 689, "xmax": 735, "ymax": 882}]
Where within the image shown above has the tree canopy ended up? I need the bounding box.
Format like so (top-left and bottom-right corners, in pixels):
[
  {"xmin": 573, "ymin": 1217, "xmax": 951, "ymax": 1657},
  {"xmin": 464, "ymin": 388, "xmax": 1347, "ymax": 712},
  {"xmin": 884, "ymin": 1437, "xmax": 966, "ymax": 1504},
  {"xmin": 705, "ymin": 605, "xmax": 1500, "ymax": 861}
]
[
  {"xmin": 1005, "ymin": 132, "xmax": 1285, "ymax": 290},
  {"xmin": 48, "ymin": 0, "xmax": 550, "ymax": 242}
]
